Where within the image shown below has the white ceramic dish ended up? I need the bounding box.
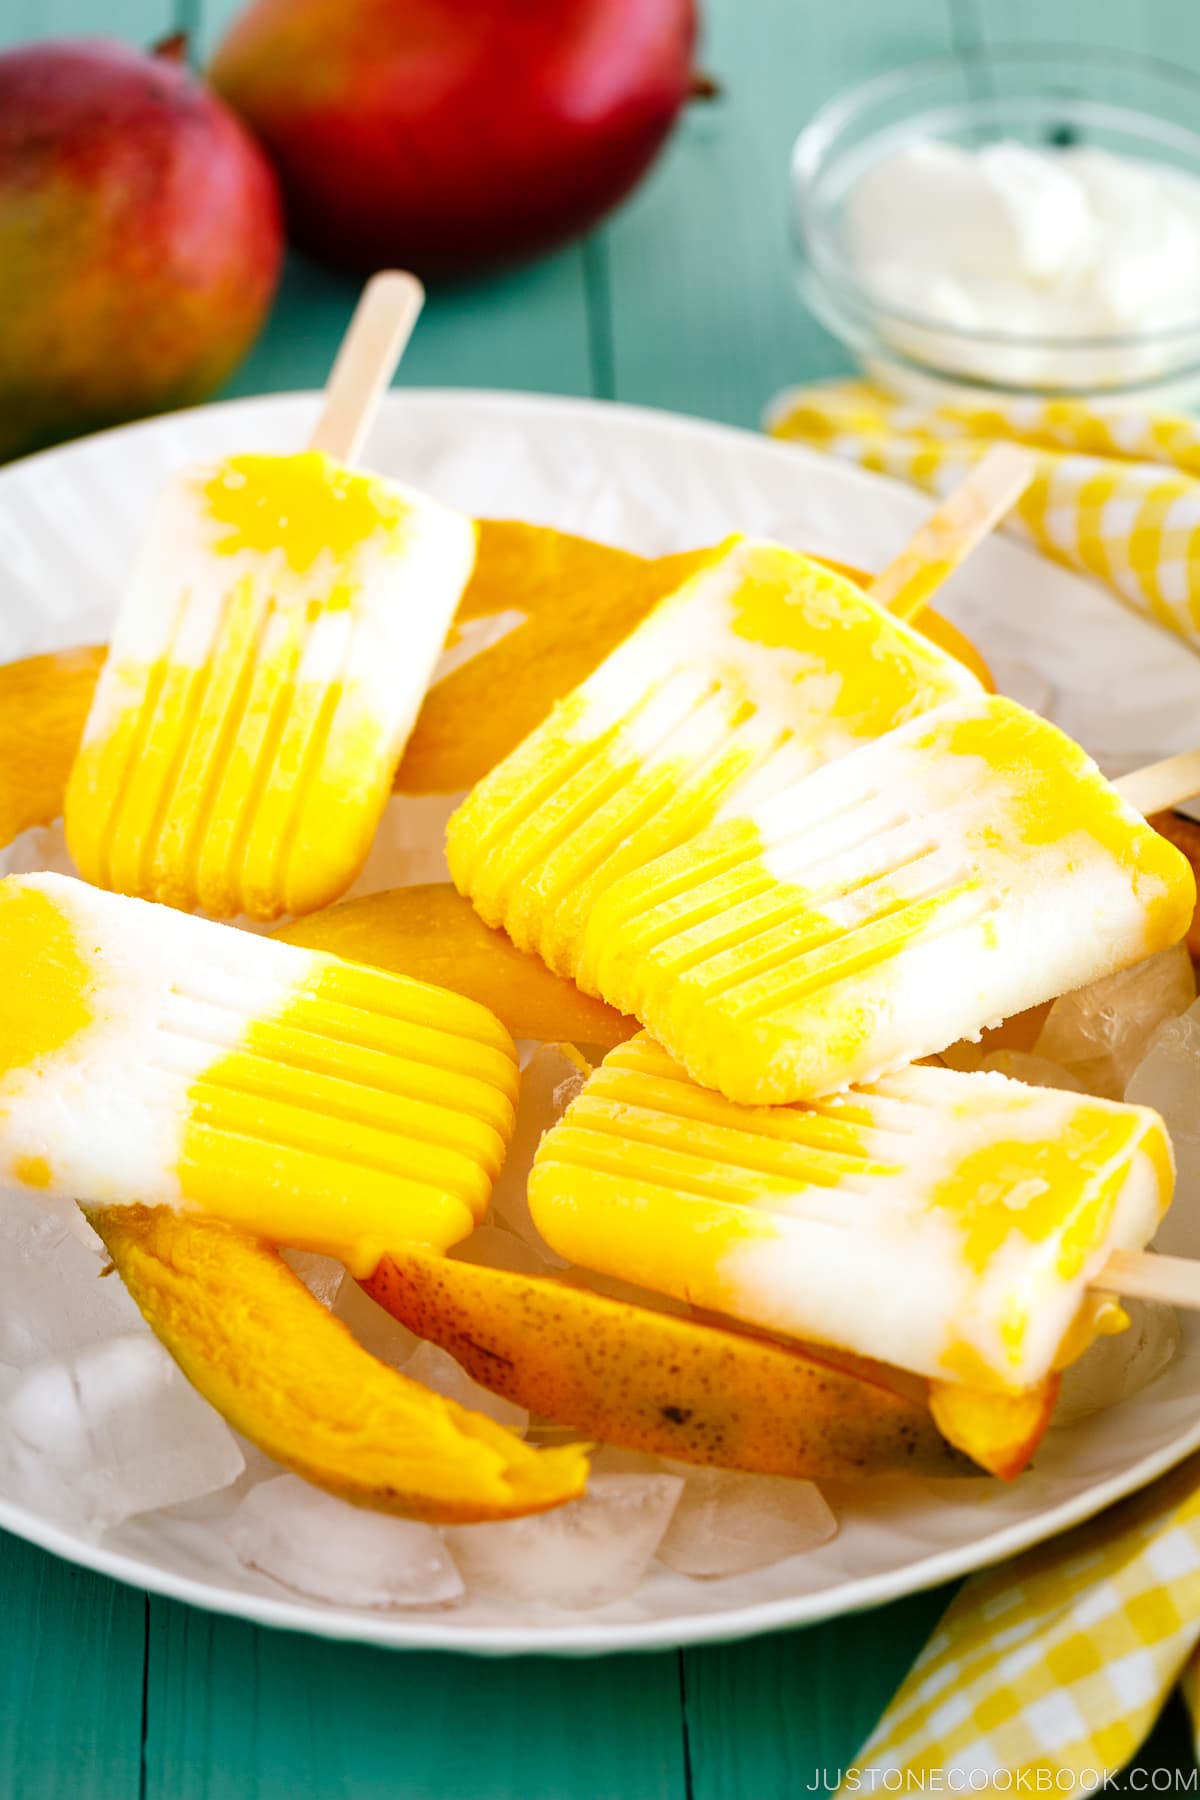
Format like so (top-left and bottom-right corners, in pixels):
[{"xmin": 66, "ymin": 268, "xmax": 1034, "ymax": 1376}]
[{"xmin": 2, "ymin": 388, "xmax": 1200, "ymax": 1658}]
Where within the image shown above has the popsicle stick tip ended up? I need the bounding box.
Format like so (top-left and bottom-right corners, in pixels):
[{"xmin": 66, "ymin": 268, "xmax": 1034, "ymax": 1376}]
[
  {"xmin": 977, "ymin": 442, "xmax": 1038, "ymax": 486},
  {"xmin": 870, "ymin": 443, "xmax": 1036, "ymax": 623},
  {"xmin": 1095, "ymin": 1248, "xmax": 1200, "ymax": 1311},
  {"xmin": 1114, "ymin": 749, "xmax": 1200, "ymax": 818},
  {"xmin": 307, "ymin": 268, "xmax": 426, "ymax": 466},
  {"xmin": 363, "ymin": 269, "xmax": 426, "ymax": 310}
]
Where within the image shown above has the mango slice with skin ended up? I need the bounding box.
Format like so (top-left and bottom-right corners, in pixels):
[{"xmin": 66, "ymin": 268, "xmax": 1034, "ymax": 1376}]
[
  {"xmin": 361, "ymin": 1248, "xmax": 968, "ymax": 1480},
  {"xmin": 0, "ymin": 522, "xmax": 993, "ymax": 839},
  {"xmin": 87, "ymin": 1204, "xmax": 588, "ymax": 1523},
  {"xmin": 929, "ymin": 1376, "xmax": 1061, "ymax": 1480},
  {"xmin": 276, "ymin": 884, "xmax": 636, "ymax": 1048}
]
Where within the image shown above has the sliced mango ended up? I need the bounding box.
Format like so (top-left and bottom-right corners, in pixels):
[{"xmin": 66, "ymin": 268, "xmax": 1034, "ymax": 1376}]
[
  {"xmin": 0, "ymin": 644, "xmax": 103, "ymax": 845},
  {"xmin": 87, "ymin": 1204, "xmax": 588, "ymax": 1523},
  {"xmin": 275, "ymin": 884, "xmax": 636, "ymax": 1047},
  {"xmin": 929, "ymin": 1376, "xmax": 1061, "ymax": 1480},
  {"xmin": 362, "ymin": 1248, "xmax": 966, "ymax": 1480}
]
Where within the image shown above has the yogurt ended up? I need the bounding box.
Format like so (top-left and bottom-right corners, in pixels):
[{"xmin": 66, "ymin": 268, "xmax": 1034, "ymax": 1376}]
[{"xmin": 843, "ymin": 138, "xmax": 1200, "ymax": 387}]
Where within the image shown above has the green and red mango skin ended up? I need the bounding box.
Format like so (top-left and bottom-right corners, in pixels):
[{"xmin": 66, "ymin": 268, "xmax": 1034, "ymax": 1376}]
[
  {"xmin": 211, "ymin": 0, "xmax": 697, "ymax": 278},
  {"xmin": 0, "ymin": 39, "xmax": 283, "ymax": 462}
]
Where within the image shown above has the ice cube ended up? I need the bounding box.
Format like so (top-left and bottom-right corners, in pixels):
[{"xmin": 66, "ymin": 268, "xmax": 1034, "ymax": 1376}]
[
  {"xmin": 1127, "ymin": 1001, "xmax": 1200, "ymax": 1257},
  {"xmin": 445, "ymin": 1473, "xmax": 683, "ymax": 1608},
  {"xmin": 37, "ymin": 1195, "xmax": 108, "ymax": 1259},
  {"xmin": 0, "ymin": 824, "xmax": 80, "ymax": 879},
  {"xmin": 976, "ymin": 1050, "xmax": 1087, "ymax": 1092},
  {"xmin": 1054, "ymin": 1300, "xmax": 1181, "ymax": 1426},
  {"xmin": 280, "ymin": 1249, "xmax": 345, "ymax": 1309},
  {"xmin": 656, "ymin": 1468, "xmax": 838, "ymax": 1578},
  {"xmin": 331, "ymin": 1276, "xmax": 418, "ymax": 1368},
  {"xmin": 487, "ymin": 1044, "xmax": 588, "ymax": 1266},
  {"xmin": 0, "ymin": 1189, "xmax": 145, "ymax": 1366},
  {"xmin": 226, "ymin": 1475, "xmax": 463, "ymax": 1609},
  {"xmin": 402, "ymin": 1340, "xmax": 529, "ymax": 1434},
  {"xmin": 1034, "ymin": 943, "xmax": 1195, "ymax": 1099},
  {"xmin": 449, "ymin": 1225, "xmax": 554, "ymax": 1276},
  {"xmin": 1, "ymin": 1333, "xmax": 244, "ymax": 1530}
]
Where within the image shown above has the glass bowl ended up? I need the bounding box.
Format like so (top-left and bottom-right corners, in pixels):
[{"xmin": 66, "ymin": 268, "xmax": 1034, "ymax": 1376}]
[{"xmin": 791, "ymin": 44, "xmax": 1200, "ymax": 403}]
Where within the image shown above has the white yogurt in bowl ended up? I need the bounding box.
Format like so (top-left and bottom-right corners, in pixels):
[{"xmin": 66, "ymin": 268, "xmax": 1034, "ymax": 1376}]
[
  {"xmin": 846, "ymin": 140, "xmax": 1200, "ymax": 385},
  {"xmin": 791, "ymin": 47, "xmax": 1200, "ymax": 399}
]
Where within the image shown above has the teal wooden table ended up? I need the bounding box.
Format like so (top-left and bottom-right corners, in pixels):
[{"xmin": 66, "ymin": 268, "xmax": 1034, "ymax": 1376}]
[{"xmin": 4, "ymin": 1, "xmax": 1200, "ymax": 1793}]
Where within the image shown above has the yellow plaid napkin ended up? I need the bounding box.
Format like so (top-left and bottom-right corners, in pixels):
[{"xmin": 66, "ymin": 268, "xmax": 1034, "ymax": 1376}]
[
  {"xmin": 838, "ymin": 1454, "xmax": 1200, "ymax": 1786},
  {"xmin": 768, "ymin": 383, "xmax": 1200, "ymax": 651}
]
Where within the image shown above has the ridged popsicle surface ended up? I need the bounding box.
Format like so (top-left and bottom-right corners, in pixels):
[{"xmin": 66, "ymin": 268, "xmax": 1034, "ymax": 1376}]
[{"xmin": 529, "ymin": 1034, "xmax": 1174, "ymax": 1392}]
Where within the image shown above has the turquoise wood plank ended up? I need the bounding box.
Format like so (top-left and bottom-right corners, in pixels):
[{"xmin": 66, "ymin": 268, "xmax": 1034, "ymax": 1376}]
[
  {"xmin": 681, "ymin": 1588, "xmax": 954, "ymax": 1799},
  {"xmin": 193, "ymin": 0, "xmax": 245, "ymax": 62},
  {"xmin": 959, "ymin": 0, "xmax": 1200, "ymax": 61},
  {"xmin": 683, "ymin": 1592, "xmax": 1199, "ymax": 1793},
  {"xmin": 596, "ymin": 0, "xmax": 963, "ymax": 428},
  {"xmin": 0, "ymin": 0, "xmax": 171, "ymax": 51},
  {"xmin": 143, "ymin": 1596, "xmax": 688, "ymax": 1800},
  {"xmin": 0, "ymin": 1531, "xmax": 145, "ymax": 1800},
  {"xmin": 223, "ymin": 249, "xmax": 596, "ymax": 402}
]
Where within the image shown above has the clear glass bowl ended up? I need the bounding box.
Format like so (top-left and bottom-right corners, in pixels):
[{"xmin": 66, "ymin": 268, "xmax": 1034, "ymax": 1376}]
[{"xmin": 791, "ymin": 44, "xmax": 1200, "ymax": 402}]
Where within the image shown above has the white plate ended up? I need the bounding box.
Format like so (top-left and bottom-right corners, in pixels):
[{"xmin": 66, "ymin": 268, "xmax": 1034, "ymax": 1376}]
[{"xmin": 3, "ymin": 388, "xmax": 1200, "ymax": 1658}]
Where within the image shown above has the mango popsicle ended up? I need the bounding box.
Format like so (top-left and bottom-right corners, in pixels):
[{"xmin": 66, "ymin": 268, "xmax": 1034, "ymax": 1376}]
[
  {"xmin": 578, "ymin": 694, "xmax": 1195, "ymax": 1104},
  {"xmin": 66, "ymin": 450, "xmax": 476, "ymax": 920},
  {"xmin": 447, "ymin": 534, "xmax": 982, "ymax": 978},
  {"xmin": 0, "ymin": 873, "xmax": 517, "ymax": 1275},
  {"xmin": 528, "ymin": 1035, "xmax": 1174, "ymax": 1395}
]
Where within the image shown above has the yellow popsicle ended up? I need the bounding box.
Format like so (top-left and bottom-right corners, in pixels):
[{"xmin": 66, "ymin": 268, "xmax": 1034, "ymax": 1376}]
[
  {"xmin": 528, "ymin": 1035, "xmax": 1174, "ymax": 1396},
  {"xmin": 579, "ymin": 695, "xmax": 1195, "ymax": 1104},
  {"xmin": 0, "ymin": 873, "xmax": 517, "ymax": 1275},
  {"xmin": 448, "ymin": 534, "xmax": 982, "ymax": 979},
  {"xmin": 66, "ymin": 451, "xmax": 476, "ymax": 921}
]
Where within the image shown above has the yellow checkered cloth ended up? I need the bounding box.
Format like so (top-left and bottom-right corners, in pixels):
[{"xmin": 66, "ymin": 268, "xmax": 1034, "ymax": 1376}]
[
  {"xmin": 768, "ymin": 384, "xmax": 1200, "ymax": 651},
  {"xmin": 836, "ymin": 1451, "xmax": 1200, "ymax": 1784}
]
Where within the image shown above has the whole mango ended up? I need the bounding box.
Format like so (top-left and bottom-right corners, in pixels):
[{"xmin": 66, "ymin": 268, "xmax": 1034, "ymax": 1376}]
[
  {"xmin": 0, "ymin": 38, "xmax": 283, "ymax": 461},
  {"xmin": 211, "ymin": 0, "xmax": 699, "ymax": 278}
]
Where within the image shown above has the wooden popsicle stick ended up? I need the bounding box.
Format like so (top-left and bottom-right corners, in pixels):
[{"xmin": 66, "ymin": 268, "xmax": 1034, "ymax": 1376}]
[
  {"xmin": 1114, "ymin": 750, "xmax": 1200, "ymax": 818},
  {"xmin": 307, "ymin": 270, "xmax": 425, "ymax": 466},
  {"xmin": 1094, "ymin": 1248, "xmax": 1200, "ymax": 1310},
  {"xmin": 869, "ymin": 444, "xmax": 1037, "ymax": 623}
]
